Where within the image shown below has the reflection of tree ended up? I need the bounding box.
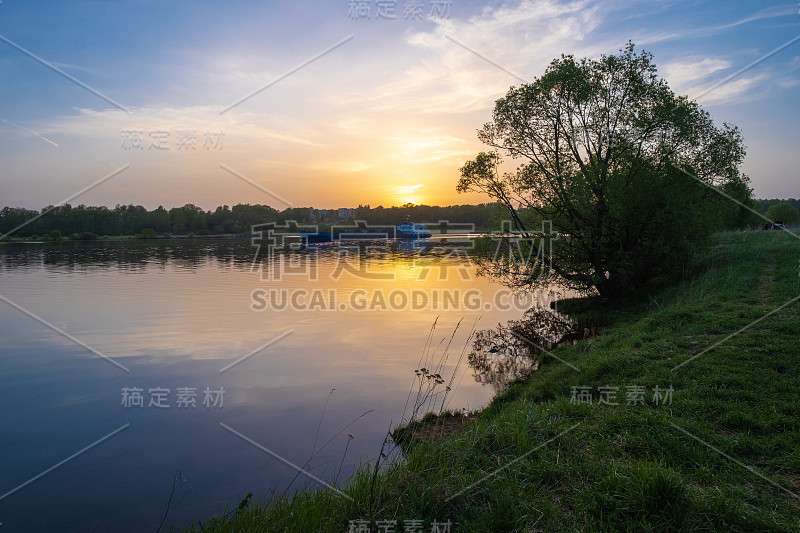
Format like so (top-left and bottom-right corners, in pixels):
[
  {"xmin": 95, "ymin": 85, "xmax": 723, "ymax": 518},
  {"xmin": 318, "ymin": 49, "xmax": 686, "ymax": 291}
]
[
  {"xmin": 469, "ymin": 307, "xmax": 579, "ymax": 393},
  {"xmin": 0, "ymin": 240, "xmax": 258, "ymax": 273}
]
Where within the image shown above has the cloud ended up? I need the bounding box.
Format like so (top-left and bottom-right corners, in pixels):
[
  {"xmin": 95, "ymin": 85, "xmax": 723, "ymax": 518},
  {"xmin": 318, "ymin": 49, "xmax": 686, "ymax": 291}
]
[
  {"xmin": 395, "ymin": 184, "xmax": 424, "ymax": 194},
  {"xmin": 48, "ymin": 61, "xmax": 102, "ymax": 76},
  {"xmin": 38, "ymin": 105, "xmax": 323, "ymax": 149},
  {"xmin": 661, "ymin": 57, "xmax": 732, "ymax": 93},
  {"xmin": 625, "ymin": 4, "xmax": 799, "ymax": 46},
  {"xmin": 332, "ymin": 0, "xmax": 607, "ymax": 115},
  {"xmin": 775, "ymin": 77, "xmax": 800, "ymax": 89},
  {"xmin": 660, "ymin": 45, "xmax": 798, "ymax": 106},
  {"xmin": 717, "ymin": 5, "xmax": 798, "ymax": 30},
  {"xmin": 308, "ymin": 160, "xmax": 373, "ymax": 173},
  {"xmin": 663, "ymin": 62, "xmax": 770, "ymax": 106},
  {"xmin": 385, "ymin": 130, "xmax": 473, "ymax": 163},
  {"xmin": 0, "ymin": 118, "xmax": 60, "ymax": 148},
  {"xmin": 5, "ymin": 0, "xmax": 798, "ymax": 206},
  {"xmin": 692, "ymin": 74, "xmax": 769, "ymax": 105}
]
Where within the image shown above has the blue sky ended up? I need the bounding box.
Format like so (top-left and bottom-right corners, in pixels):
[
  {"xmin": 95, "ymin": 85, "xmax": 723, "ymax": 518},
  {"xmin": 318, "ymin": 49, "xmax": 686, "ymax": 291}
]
[{"xmin": 1, "ymin": 0, "xmax": 798, "ymax": 209}]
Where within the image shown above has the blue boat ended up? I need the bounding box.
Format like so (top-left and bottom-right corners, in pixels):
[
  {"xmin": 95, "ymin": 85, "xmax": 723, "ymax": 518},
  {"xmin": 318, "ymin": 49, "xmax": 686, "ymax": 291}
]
[
  {"xmin": 396, "ymin": 221, "xmax": 431, "ymax": 239},
  {"xmin": 300, "ymin": 231, "xmax": 331, "ymax": 244}
]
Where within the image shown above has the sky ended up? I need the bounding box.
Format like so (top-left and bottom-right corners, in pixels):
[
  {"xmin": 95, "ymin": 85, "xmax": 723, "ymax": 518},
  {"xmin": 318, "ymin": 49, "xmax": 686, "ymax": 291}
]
[{"xmin": 0, "ymin": 0, "xmax": 798, "ymax": 210}]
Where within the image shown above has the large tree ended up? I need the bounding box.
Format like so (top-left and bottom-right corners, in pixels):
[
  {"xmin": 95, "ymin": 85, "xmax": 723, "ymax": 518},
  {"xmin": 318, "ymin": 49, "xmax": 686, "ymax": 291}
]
[{"xmin": 458, "ymin": 43, "xmax": 748, "ymax": 298}]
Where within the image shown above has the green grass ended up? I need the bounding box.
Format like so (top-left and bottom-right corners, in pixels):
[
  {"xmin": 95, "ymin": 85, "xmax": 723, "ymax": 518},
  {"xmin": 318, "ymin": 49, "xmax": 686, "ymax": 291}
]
[{"xmin": 180, "ymin": 230, "xmax": 800, "ymax": 532}]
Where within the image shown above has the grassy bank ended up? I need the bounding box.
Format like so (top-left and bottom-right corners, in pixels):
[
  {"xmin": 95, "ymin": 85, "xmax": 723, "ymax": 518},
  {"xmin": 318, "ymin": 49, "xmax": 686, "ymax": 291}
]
[{"xmin": 183, "ymin": 230, "xmax": 800, "ymax": 532}]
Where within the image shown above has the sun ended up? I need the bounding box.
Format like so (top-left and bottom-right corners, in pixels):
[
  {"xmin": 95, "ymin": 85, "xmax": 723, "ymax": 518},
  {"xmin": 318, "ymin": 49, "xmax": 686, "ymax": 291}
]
[{"xmin": 394, "ymin": 184, "xmax": 424, "ymax": 206}]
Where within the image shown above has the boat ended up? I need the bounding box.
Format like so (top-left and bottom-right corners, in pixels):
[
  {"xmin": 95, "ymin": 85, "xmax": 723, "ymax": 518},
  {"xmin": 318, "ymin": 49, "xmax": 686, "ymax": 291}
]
[
  {"xmin": 299, "ymin": 231, "xmax": 331, "ymax": 244},
  {"xmin": 396, "ymin": 221, "xmax": 432, "ymax": 239}
]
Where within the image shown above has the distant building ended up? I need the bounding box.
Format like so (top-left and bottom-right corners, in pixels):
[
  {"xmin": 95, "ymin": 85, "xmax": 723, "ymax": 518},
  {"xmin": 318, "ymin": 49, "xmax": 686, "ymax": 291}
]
[{"xmin": 308, "ymin": 208, "xmax": 355, "ymax": 222}]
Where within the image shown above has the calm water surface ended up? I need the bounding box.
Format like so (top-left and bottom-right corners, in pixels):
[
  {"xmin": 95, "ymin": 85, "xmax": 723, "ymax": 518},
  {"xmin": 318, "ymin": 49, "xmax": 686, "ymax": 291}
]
[{"xmin": 0, "ymin": 239, "xmax": 560, "ymax": 531}]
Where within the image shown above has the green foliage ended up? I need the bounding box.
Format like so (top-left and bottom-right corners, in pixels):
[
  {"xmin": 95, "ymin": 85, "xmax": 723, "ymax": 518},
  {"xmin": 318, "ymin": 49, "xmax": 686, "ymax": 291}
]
[
  {"xmin": 0, "ymin": 202, "xmax": 502, "ymax": 239},
  {"xmin": 719, "ymin": 174, "xmax": 757, "ymax": 229},
  {"xmin": 69, "ymin": 231, "xmax": 98, "ymax": 240},
  {"xmin": 458, "ymin": 43, "xmax": 749, "ymax": 298},
  {"xmin": 354, "ymin": 203, "xmax": 500, "ymax": 230},
  {"xmin": 754, "ymin": 198, "xmax": 800, "ymax": 216},
  {"xmin": 764, "ymin": 201, "xmax": 800, "ymax": 226},
  {"xmin": 141, "ymin": 228, "xmax": 158, "ymax": 238},
  {"xmin": 238, "ymin": 492, "xmax": 253, "ymax": 512}
]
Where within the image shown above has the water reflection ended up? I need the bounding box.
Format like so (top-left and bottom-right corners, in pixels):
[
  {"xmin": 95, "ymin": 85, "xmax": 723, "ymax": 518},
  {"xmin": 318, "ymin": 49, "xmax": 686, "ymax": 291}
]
[
  {"xmin": 0, "ymin": 237, "xmax": 478, "ymax": 273},
  {"xmin": 0, "ymin": 240, "xmax": 257, "ymax": 272},
  {"xmin": 0, "ymin": 238, "xmax": 546, "ymax": 532},
  {"xmin": 468, "ymin": 307, "xmax": 580, "ymax": 392}
]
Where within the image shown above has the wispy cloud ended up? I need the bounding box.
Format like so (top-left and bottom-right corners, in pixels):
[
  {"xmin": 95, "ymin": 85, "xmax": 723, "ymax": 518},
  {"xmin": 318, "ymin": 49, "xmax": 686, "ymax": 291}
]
[
  {"xmin": 385, "ymin": 130, "xmax": 473, "ymax": 163},
  {"xmin": 692, "ymin": 74, "xmax": 769, "ymax": 105},
  {"xmin": 333, "ymin": 0, "xmax": 606, "ymax": 115},
  {"xmin": 38, "ymin": 105, "xmax": 322, "ymax": 148},
  {"xmin": 661, "ymin": 57, "xmax": 732, "ymax": 91},
  {"xmin": 396, "ymin": 184, "xmax": 424, "ymax": 194},
  {"xmin": 717, "ymin": 5, "xmax": 798, "ymax": 30},
  {"xmin": 629, "ymin": 4, "xmax": 798, "ymax": 46},
  {"xmin": 0, "ymin": 118, "xmax": 60, "ymax": 147}
]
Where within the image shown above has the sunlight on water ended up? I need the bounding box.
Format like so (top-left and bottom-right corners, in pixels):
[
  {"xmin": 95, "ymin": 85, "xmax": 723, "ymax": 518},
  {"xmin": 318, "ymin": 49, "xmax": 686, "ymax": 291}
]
[{"xmin": 0, "ymin": 239, "xmax": 569, "ymax": 531}]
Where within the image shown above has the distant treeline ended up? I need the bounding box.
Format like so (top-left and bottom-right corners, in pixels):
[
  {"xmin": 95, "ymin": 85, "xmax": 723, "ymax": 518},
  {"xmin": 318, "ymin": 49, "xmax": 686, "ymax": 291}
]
[
  {"xmin": 756, "ymin": 198, "xmax": 800, "ymax": 215},
  {"xmin": 353, "ymin": 203, "xmax": 501, "ymax": 228},
  {"xmin": 0, "ymin": 199, "xmax": 795, "ymax": 240},
  {"xmin": 0, "ymin": 202, "xmax": 503, "ymax": 239}
]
